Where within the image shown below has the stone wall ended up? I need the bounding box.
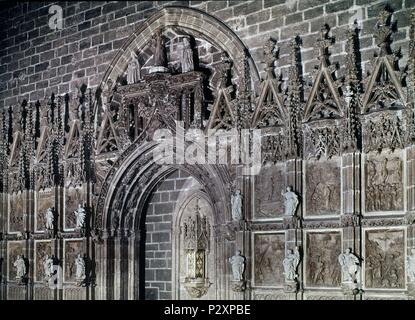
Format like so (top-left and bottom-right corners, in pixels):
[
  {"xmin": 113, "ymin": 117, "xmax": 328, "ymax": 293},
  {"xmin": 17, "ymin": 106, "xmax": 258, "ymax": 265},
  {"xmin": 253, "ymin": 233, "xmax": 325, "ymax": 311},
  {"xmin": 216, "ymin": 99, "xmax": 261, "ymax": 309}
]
[
  {"xmin": 0, "ymin": 0, "xmax": 413, "ymax": 107},
  {"xmin": 144, "ymin": 169, "xmax": 197, "ymax": 300}
]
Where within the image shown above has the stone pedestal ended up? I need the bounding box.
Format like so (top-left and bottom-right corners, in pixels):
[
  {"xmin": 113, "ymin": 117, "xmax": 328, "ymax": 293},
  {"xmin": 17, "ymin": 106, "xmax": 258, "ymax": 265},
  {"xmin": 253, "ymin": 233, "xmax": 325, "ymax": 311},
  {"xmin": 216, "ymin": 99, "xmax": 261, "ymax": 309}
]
[
  {"xmin": 231, "ymin": 280, "xmax": 246, "ymax": 293},
  {"xmin": 284, "ymin": 280, "xmax": 299, "ymax": 293}
]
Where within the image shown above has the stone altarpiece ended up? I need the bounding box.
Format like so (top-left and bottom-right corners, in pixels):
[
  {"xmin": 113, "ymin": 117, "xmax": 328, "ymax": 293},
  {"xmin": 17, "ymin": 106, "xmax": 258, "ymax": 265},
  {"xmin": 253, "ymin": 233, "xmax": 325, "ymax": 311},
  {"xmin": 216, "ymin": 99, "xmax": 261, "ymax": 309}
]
[{"xmin": 1, "ymin": 7, "xmax": 415, "ymax": 300}]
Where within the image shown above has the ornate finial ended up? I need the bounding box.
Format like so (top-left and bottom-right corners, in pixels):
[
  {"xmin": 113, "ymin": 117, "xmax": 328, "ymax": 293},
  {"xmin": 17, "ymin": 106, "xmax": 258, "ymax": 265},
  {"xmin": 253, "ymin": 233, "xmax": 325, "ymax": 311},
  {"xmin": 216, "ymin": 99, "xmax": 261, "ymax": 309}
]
[
  {"xmin": 374, "ymin": 8, "xmax": 392, "ymax": 56},
  {"xmin": 286, "ymin": 36, "xmax": 303, "ymax": 159},
  {"xmin": 263, "ymin": 38, "xmax": 277, "ymax": 79},
  {"xmin": 410, "ymin": 11, "xmax": 415, "ymax": 59},
  {"xmin": 217, "ymin": 51, "xmax": 232, "ymax": 88},
  {"xmin": 345, "ymin": 22, "xmax": 360, "ymax": 88},
  {"xmin": 316, "ymin": 24, "xmax": 333, "ymax": 64}
]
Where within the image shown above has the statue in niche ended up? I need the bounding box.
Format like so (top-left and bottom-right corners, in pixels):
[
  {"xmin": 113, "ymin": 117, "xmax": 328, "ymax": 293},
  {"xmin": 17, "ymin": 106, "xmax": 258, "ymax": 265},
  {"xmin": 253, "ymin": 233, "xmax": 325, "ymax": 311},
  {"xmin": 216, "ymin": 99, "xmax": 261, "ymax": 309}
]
[
  {"xmin": 283, "ymin": 247, "xmax": 300, "ymax": 281},
  {"xmin": 13, "ymin": 255, "xmax": 26, "ymax": 280},
  {"xmin": 75, "ymin": 254, "xmax": 86, "ymax": 284},
  {"xmin": 407, "ymin": 248, "xmax": 415, "ymax": 283},
  {"xmin": 180, "ymin": 37, "xmax": 194, "ymax": 73},
  {"xmin": 338, "ymin": 248, "xmax": 360, "ymax": 283},
  {"xmin": 45, "ymin": 207, "xmax": 54, "ymax": 230},
  {"xmin": 229, "ymin": 250, "xmax": 245, "ymax": 281},
  {"xmin": 43, "ymin": 255, "xmax": 54, "ymax": 280},
  {"xmin": 231, "ymin": 190, "xmax": 243, "ymax": 221},
  {"xmin": 281, "ymin": 186, "xmax": 299, "ymax": 216},
  {"xmin": 74, "ymin": 204, "xmax": 86, "ymax": 229},
  {"xmin": 154, "ymin": 28, "xmax": 167, "ymax": 68},
  {"xmin": 126, "ymin": 51, "xmax": 141, "ymax": 84}
]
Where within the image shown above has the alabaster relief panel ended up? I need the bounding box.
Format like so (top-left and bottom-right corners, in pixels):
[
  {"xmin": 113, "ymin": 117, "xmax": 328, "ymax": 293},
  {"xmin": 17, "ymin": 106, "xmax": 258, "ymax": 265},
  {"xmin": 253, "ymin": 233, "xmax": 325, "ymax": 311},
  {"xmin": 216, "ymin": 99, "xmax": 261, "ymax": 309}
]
[
  {"xmin": 253, "ymin": 233, "xmax": 285, "ymax": 287},
  {"xmin": 64, "ymin": 239, "xmax": 83, "ymax": 283},
  {"xmin": 36, "ymin": 189, "xmax": 54, "ymax": 231},
  {"xmin": 305, "ymin": 231, "xmax": 341, "ymax": 288},
  {"xmin": 7, "ymin": 241, "xmax": 24, "ymax": 281},
  {"xmin": 364, "ymin": 228, "xmax": 405, "ymax": 289},
  {"xmin": 254, "ymin": 164, "xmax": 285, "ymax": 219},
  {"xmin": 34, "ymin": 241, "xmax": 53, "ymax": 282},
  {"xmin": 8, "ymin": 192, "xmax": 24, "ymax": 232},
  {"xmin": 365, "ymin": 153, "xmax": 403, "ymax": 213},
  {"xmin": 305, "ymin": 160, "xmax": 341, "ymax": 216},
  {"xmin": 65, "ymin": 187, "xmax": 82, "ymax": 230}
]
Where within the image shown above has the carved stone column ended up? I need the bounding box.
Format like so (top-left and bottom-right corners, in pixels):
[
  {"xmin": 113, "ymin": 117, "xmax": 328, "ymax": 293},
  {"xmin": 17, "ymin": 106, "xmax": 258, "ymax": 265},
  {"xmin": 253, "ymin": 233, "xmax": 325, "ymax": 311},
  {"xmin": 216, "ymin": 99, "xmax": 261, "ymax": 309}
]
[
  {"xmin": 406, "ymin": 146, "xmax": 415, "ymax": 299},
  {"xmin": 284, "ymin": 158, "xmax": 302, "ymax": 299},
  {"xmin": 341, "ymin": 152, "xmax": 362, "ymax": 300}
]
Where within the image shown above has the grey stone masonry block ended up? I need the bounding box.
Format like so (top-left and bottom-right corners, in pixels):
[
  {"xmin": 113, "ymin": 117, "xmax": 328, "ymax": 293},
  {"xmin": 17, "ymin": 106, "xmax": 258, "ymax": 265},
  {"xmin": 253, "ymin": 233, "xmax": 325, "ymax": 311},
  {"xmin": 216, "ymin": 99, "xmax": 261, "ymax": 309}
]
[
  {"xmin": 234, "ymin": 1, "xmax": 263, "ymax": 17},
  {"xmin": 246, "ymin": 9, "xmax": 271, "ymax": 26},
  {"xmin": 207, "ymin": 1, "xmax": 228, "ymax": 12},
  {"xmin": 154, "ymin": 203, "xmax": 174, "ymax": 214},
  {"xmin": 156, "ymin": 269, "xmax": 172, "ymax": 282},
  {"xmin": 298, "ymin": 0, "xmax": 329, "ymax": 11},
  {"xmin": 325, "ymin": 0, "xmax": 354, "ymax": 14},
  {"xmin": 151, "ymin": 232, "xmax": 171, "ymax": 243}
]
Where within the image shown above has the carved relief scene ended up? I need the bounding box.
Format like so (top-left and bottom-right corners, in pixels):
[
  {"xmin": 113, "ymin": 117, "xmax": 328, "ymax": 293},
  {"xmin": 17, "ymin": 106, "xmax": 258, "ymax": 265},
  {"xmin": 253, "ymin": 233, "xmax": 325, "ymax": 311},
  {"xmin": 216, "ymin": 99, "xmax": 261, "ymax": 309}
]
[
  {"xmin": 254, "ymin": 164, "xmax": 285, "ymax": 219},
  {"xmin": 365, "ymin": 229, "xmax": 405, "ymax": 289},
  {"xmin": 34, "ymin": 241, "xmax": 53, "ymax": 282},
  {"xmin": 35, "ymin": 190, "xmax": 54, "ymax": 231},
  {"xmin": 8, "ymin": 192, "xmax": 24, "ymax": 232},
  {"xmin": 64, "ymin": 240, "xmax": 83, "ymax": 283},
  {"xmin": 305, "ymin": 161, "xmax": 341, "ymax": 216},
  {"xmin": 365, "ymin": 153, "xmax": 403, "ymax": 212},
  {"xmin": 65, "ymin": 187, "xmax": 83, "ymax": 230},
  {"xmin": 253, "ymin": 233, "xmax": 285, "ymax": 287},
  {"xmin": 305, "ymin": 232, "xmax": 341, "ymax": 287}
]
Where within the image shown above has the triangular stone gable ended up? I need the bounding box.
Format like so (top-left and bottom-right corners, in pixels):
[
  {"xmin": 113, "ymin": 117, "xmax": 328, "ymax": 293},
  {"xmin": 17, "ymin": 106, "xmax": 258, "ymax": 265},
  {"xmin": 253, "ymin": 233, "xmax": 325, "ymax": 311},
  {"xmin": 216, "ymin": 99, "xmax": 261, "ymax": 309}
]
[
  {"xmin": 36, "ymin": 127, "xmax": 50, "ymax": 163},
  {"xmin": 65, "ymin": 120, "xmax": 81, "ymax": 158},
  {"xmin": 207, "ymin": 88, "xmax": 236, "ymax": 131},
  {"xmin": 9, "ymin": 131, "xmax": 22, "ymax": 166},
  {"xmin": 252, "ymin": 78, "xmax": 286, "ymax": 128},
  {"xmin": 96, "ymin": 112, "xmax": 121, "ymax": 154},
  {"xmin": 303, "ymin": 67, "xmax": 343, "ymax": 122},
  {"xmin": 361, "ymin": 55, "xmax": 406, "ymax": 113}
]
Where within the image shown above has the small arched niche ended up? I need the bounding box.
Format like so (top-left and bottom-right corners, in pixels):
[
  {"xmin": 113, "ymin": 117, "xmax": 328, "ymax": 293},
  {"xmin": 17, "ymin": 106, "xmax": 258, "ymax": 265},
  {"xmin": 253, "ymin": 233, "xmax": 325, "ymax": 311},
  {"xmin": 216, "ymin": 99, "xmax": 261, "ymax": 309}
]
[{"xmin": 173, "ymin": 192, "xmax": 216, "ymax": 300}]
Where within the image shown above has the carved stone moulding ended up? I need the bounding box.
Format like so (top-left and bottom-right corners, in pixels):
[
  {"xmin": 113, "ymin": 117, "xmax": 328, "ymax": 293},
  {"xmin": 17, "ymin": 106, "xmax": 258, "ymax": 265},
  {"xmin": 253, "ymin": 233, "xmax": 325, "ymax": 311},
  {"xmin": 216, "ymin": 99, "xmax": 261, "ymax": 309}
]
[
  {"xmin": 252, "ymin": 290, "xmax": 288, "ymax": 300},
  {"xmin": 405, "ymin": 212, "xmax": 415, "ymax": 225},
  {"xmin": 363, "ymin": 228, "xmax": 405, "ymax": 290}
]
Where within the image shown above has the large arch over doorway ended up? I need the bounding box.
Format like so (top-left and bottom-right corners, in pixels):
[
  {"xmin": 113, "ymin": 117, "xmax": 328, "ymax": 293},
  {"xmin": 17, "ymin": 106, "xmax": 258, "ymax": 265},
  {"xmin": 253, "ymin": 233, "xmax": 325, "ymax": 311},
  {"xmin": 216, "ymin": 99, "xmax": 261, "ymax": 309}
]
[
  {"xmin": 93, "ymin": 6, "xmax": 260, "ymax": 116},
  {"xmin": 92, "ymin": 7, "xmax": 256, "ymax": 300}
]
